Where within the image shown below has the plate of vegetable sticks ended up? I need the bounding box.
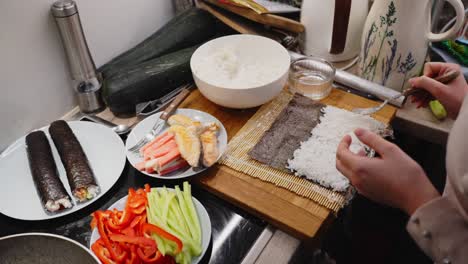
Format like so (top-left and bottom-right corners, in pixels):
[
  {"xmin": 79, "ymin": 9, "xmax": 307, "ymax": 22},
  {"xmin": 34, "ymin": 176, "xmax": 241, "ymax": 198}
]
[{"xmin": 89, "ymin": 182, "xmax": 211, "ymax": 264}]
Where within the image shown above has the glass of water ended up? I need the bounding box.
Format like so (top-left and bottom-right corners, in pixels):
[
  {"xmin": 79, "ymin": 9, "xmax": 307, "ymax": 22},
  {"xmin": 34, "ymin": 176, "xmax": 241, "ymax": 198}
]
[{"xmin": 288, "ymin": 57, "xmax": 335, "ymax": 100}]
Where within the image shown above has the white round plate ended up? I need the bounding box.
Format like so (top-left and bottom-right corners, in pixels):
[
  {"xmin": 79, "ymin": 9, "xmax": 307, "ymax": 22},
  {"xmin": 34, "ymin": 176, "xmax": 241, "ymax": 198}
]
[
  {"xmin": 125, "ymin": 109, "xmax": 227, "ymax": 179},
  {"xmin": 0, "ymin": 121, "xmax": 126, "ymax": 221},
  {"xmin": 89, "ymin": 188, "xmax": 212, "ymax": 264}
]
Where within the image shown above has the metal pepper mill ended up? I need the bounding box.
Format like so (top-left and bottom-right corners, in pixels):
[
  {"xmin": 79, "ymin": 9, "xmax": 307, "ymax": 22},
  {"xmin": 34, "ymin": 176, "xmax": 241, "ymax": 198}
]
[{"xmin": 51, "ymin": 0, "xmax": 105, "ymax": 114}]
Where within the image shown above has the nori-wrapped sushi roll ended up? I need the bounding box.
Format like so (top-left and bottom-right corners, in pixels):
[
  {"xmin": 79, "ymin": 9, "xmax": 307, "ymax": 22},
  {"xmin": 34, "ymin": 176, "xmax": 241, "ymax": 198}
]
[
  {"xmin": 26, "ymin": 131, "xmax": 73, "ymax": 212},
  {"xmin": 49, "ymin": 120, "xmax": 99, "ymax": 202}
]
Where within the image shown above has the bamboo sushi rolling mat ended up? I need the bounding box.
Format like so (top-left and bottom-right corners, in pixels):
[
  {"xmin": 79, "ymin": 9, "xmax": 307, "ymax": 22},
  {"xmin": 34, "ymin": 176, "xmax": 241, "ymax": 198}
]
[{"xmin": 219, "ymin": 90, "xmax": 391, "ymax": 213}]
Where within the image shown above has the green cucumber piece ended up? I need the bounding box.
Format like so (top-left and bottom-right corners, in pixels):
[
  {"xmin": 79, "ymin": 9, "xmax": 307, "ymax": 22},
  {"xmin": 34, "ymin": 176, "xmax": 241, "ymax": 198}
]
[
  {"xmin": 429, "ymin": 100, "xmax": 447, "ymax": 120},
  {"xmin": 183, "ymin": 182, "xmax": 202, "ymax": 245}
]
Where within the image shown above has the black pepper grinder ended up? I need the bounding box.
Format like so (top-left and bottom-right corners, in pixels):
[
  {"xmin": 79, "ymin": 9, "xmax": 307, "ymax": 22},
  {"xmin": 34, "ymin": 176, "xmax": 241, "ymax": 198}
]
[{"xmin": 51, "ymin": 0, "xmax": 105, "ymax": 114}]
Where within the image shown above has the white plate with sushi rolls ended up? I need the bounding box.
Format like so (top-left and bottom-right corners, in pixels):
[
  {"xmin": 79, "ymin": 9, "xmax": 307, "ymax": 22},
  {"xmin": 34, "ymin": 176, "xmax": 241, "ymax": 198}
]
[
  {"xmin": 0, "ymin": 121, "xmax": 127, "ymax": 220},
  {"xmin": 126, "ymin": 109, "xmax": 228, "ymax": 179}
]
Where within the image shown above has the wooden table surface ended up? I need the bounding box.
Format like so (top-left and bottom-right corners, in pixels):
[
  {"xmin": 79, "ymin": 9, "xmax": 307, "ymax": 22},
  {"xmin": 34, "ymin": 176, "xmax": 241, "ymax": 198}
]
[{"xmin": 94, "ymin": 88, "xmax": 396, "ymax": 240}]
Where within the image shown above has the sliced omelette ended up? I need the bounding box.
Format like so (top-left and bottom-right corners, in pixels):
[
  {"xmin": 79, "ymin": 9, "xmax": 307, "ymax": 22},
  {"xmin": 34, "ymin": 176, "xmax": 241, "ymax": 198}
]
[
  {"xmin": 169, "ymin": 124, "xmax": 201, "ymax": 167},
  {"xmin": 168, "ymin": 114, "xmax": 203, "ymax": 134},
  {"xmin": 200, "ymin": 123, "xmax": 220, "ymax": 167}
]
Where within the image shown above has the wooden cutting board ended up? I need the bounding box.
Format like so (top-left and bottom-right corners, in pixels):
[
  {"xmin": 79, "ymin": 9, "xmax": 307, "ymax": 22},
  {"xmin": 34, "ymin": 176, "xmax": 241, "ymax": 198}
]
[{"xmin": 96, "ymin": 88, "xmax": 396, "ymax": 240}]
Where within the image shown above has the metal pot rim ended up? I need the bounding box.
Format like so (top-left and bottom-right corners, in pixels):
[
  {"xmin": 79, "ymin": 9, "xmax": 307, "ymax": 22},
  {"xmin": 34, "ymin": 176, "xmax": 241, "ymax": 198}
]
[{"xmin": 0, "ymin": 232, "xmax": 99, "ymax": 263}]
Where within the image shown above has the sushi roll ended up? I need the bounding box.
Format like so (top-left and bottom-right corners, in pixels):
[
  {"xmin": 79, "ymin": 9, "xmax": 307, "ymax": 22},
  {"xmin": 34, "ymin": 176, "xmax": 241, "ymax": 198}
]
[
  {"xmin": 49, "ymin": 120, "xmax": 99, "ymax": 202},
  {"xmin": 26, "ymin": 131, "xmax": 73, "ymax": 212}
]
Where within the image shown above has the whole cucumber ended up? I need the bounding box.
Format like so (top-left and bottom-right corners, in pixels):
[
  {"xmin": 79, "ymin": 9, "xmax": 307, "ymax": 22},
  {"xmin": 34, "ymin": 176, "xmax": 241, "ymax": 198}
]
[
  {"xmin": 103, "ymin": 46, "xmax": 197, "ymax": 116},
  {"xmin": 99, "ymin": 8, "xmax": 219, "ymax": 79}
]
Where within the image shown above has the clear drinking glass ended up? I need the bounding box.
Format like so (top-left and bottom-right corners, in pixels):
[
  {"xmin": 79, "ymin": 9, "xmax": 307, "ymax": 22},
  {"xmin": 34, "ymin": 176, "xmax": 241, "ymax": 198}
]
[{"xmin": 288, "ymin": 57, "xmax": 335, "ymax": 100}]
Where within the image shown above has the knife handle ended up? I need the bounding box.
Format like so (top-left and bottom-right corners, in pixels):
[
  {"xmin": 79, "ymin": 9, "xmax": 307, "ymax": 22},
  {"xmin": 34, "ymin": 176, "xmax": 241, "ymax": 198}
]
[
  {"xmin": 401, "ymin": 70, "xmax": 460, "ymax": 104},
  {"xmin": 160, "ymin": 87, "xmax": 191, "ymax": 121},
  {"xmin": 402, "ymin": 70, "xmax": 459, "ymax": 96}
]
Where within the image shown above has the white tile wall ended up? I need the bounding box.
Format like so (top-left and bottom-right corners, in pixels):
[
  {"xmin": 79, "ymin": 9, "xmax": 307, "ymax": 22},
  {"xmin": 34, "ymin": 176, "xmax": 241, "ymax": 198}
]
[{"xmin": 0, "ymin": 0, "xmax": 174, "ymax": 150}]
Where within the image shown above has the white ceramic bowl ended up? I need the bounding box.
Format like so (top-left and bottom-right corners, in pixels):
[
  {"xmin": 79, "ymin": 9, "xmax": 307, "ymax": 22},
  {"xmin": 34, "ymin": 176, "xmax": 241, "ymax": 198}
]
[{"xmin": 191, "ymin": 34, "xmax": 290, "ymax": 109}]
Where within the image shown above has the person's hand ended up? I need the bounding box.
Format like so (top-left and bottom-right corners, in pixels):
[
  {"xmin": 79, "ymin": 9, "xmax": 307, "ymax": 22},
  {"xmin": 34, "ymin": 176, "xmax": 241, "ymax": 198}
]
[
  {"xmin": 408, "ymin": 62, "xmax": 468, "ymax": 119},
  {"xmin": 336, "ymin": 128, "xmax": 440, "ymax": 215}
]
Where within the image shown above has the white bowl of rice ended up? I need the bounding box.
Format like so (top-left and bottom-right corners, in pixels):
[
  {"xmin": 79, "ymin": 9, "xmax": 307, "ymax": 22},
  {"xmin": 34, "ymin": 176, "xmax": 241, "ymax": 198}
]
[{"xmin": 190, "ymin": 34, "xmax": 290, "ymax": 109}]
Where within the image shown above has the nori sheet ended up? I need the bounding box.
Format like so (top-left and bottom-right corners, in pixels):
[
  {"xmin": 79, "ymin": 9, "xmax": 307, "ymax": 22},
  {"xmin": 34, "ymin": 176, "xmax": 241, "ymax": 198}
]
[
  {"xmin": 49, "ymin": 120, "xmax": 97, "ymax": 195},
  {"xmin": 248, "ymin": 94, "xmax": 324, "ymax": 171},
  {"xmin": 26, "ymin": 131, "xmax": 71, "ymax": 210}
]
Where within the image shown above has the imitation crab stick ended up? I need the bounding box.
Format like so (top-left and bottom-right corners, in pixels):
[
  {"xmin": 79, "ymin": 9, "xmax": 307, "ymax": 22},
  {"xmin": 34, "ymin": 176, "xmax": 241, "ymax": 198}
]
[
  {"xmin": 157, "ymin": 148, "xmax": 181, "ymax": 168},
  {"xmin": 144, "ymin": 148, "xmax": 180, "ymax": 171},
  {"xmin": 159, "ymin": 158, "xmax": 188, "ymax": 176},
  {"xmin": 139, "ymin": 131, "xmax": 170, "ymax": 155},
  {"xmin": 144, "ymin": 140, "xmax": 177, "ymax": 161},
  {"xmin": 138, "ymin": 148, "xmax": 185, "ymax": 175},
  {"xmin": 142, "ymin": 134, "xmax": 174, "ymax": 158}
]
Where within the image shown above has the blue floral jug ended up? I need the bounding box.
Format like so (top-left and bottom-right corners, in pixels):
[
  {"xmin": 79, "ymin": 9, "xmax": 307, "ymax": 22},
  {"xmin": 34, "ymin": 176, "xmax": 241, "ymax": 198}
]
[{"xmin": 358, "ymin": 0, "xmax": 465, "ymax": 91}]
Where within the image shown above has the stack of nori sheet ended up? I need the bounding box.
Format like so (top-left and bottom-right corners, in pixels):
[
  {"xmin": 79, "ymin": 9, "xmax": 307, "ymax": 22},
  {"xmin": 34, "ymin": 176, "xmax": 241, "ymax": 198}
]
[{"xmin": 248, "ymin": 94, "xmax": 324, "ymax": 171}]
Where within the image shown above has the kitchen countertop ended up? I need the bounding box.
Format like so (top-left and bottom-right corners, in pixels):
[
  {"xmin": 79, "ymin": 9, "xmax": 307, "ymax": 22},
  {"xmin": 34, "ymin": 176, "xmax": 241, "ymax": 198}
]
[
  {"xmin": 333, "ymin": 61, "xmax": 453, "ymax": 145},
  {"xmin": 0, "ymin": 135, "xmax": 267, "ymax": 264},
  {"xmin": 392, "ymin": 101, "xmax": 453, "ymax": 145}
]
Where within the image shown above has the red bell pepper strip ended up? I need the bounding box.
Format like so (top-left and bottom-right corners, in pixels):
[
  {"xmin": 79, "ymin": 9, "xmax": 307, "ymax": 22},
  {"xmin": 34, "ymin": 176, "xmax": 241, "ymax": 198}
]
[
  {"xmin": 121, "ymin": 226, "xmax": 136, "ymax": 237},
  {"xmin": 128, "ymin": 205, "xmax": 145, "ymax": 215},
  {"xmin": 128, "ymin": 198, "xmax": 146, "ymax": 209},
  {"xmin": 136, "ymin": 188, "xmax": 148, "ymax": 196},
  {"xmin": 91, "ymin": 239, "xmax": 116, "ymax": 264},
  {"xmin": 109, "ymin": 234, "xmax": 156, "ymax": 249},
  {"xmin": 129, "ymin": 215, "xmax": 144, "ymax": 229},
  {"xmin": 128, "ymin": 188, "xmax": 136, "ymax": 197},
  {"xmin": 137, "ymin": 215, "xmax": 147, "ymax": 237},
  {"xmin": 95, "ymin": 212, "xmax": 127, "ymax": 262},
  {"xmin": 142, "ymin": 223, "xmax": 183, "ymax": 254},
  {"xmin": 137, "ymin": 247, "xmax": 163, "ymax": 264},
  {"xmin": 108, "ymin": 209, "xmax": 134, "ymax": 231},
  {"xmin": 127, "ymin": 245, "xmax": 141, "ymax": 264}
]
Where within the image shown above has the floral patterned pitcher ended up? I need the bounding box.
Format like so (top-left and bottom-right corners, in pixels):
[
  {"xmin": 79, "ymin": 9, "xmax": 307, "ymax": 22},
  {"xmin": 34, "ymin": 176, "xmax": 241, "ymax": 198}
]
[{"xmin": 358, "ymin": 0, "xmax": 465, "ymax": 91}]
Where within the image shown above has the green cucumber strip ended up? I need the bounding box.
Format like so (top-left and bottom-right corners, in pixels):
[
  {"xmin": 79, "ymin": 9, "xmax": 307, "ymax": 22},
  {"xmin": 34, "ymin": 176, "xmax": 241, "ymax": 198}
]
[
  {"xmin": 175, "ymin": 186, "xmax": 198, "ymax": 241},
  {"xmin": 183, "ymin": 182, "xmax": 202, "ymax": 245},
  {"xmin": 168, "ymin": 198, "xmax": 190, "ymax": 236},
  {"xmin": 151, "ymin": 233, "xmax": 167, "ymax": 255},
  {"xmin": 161, "ymin": 191, "xmax": 175, "ymax": 225}
]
